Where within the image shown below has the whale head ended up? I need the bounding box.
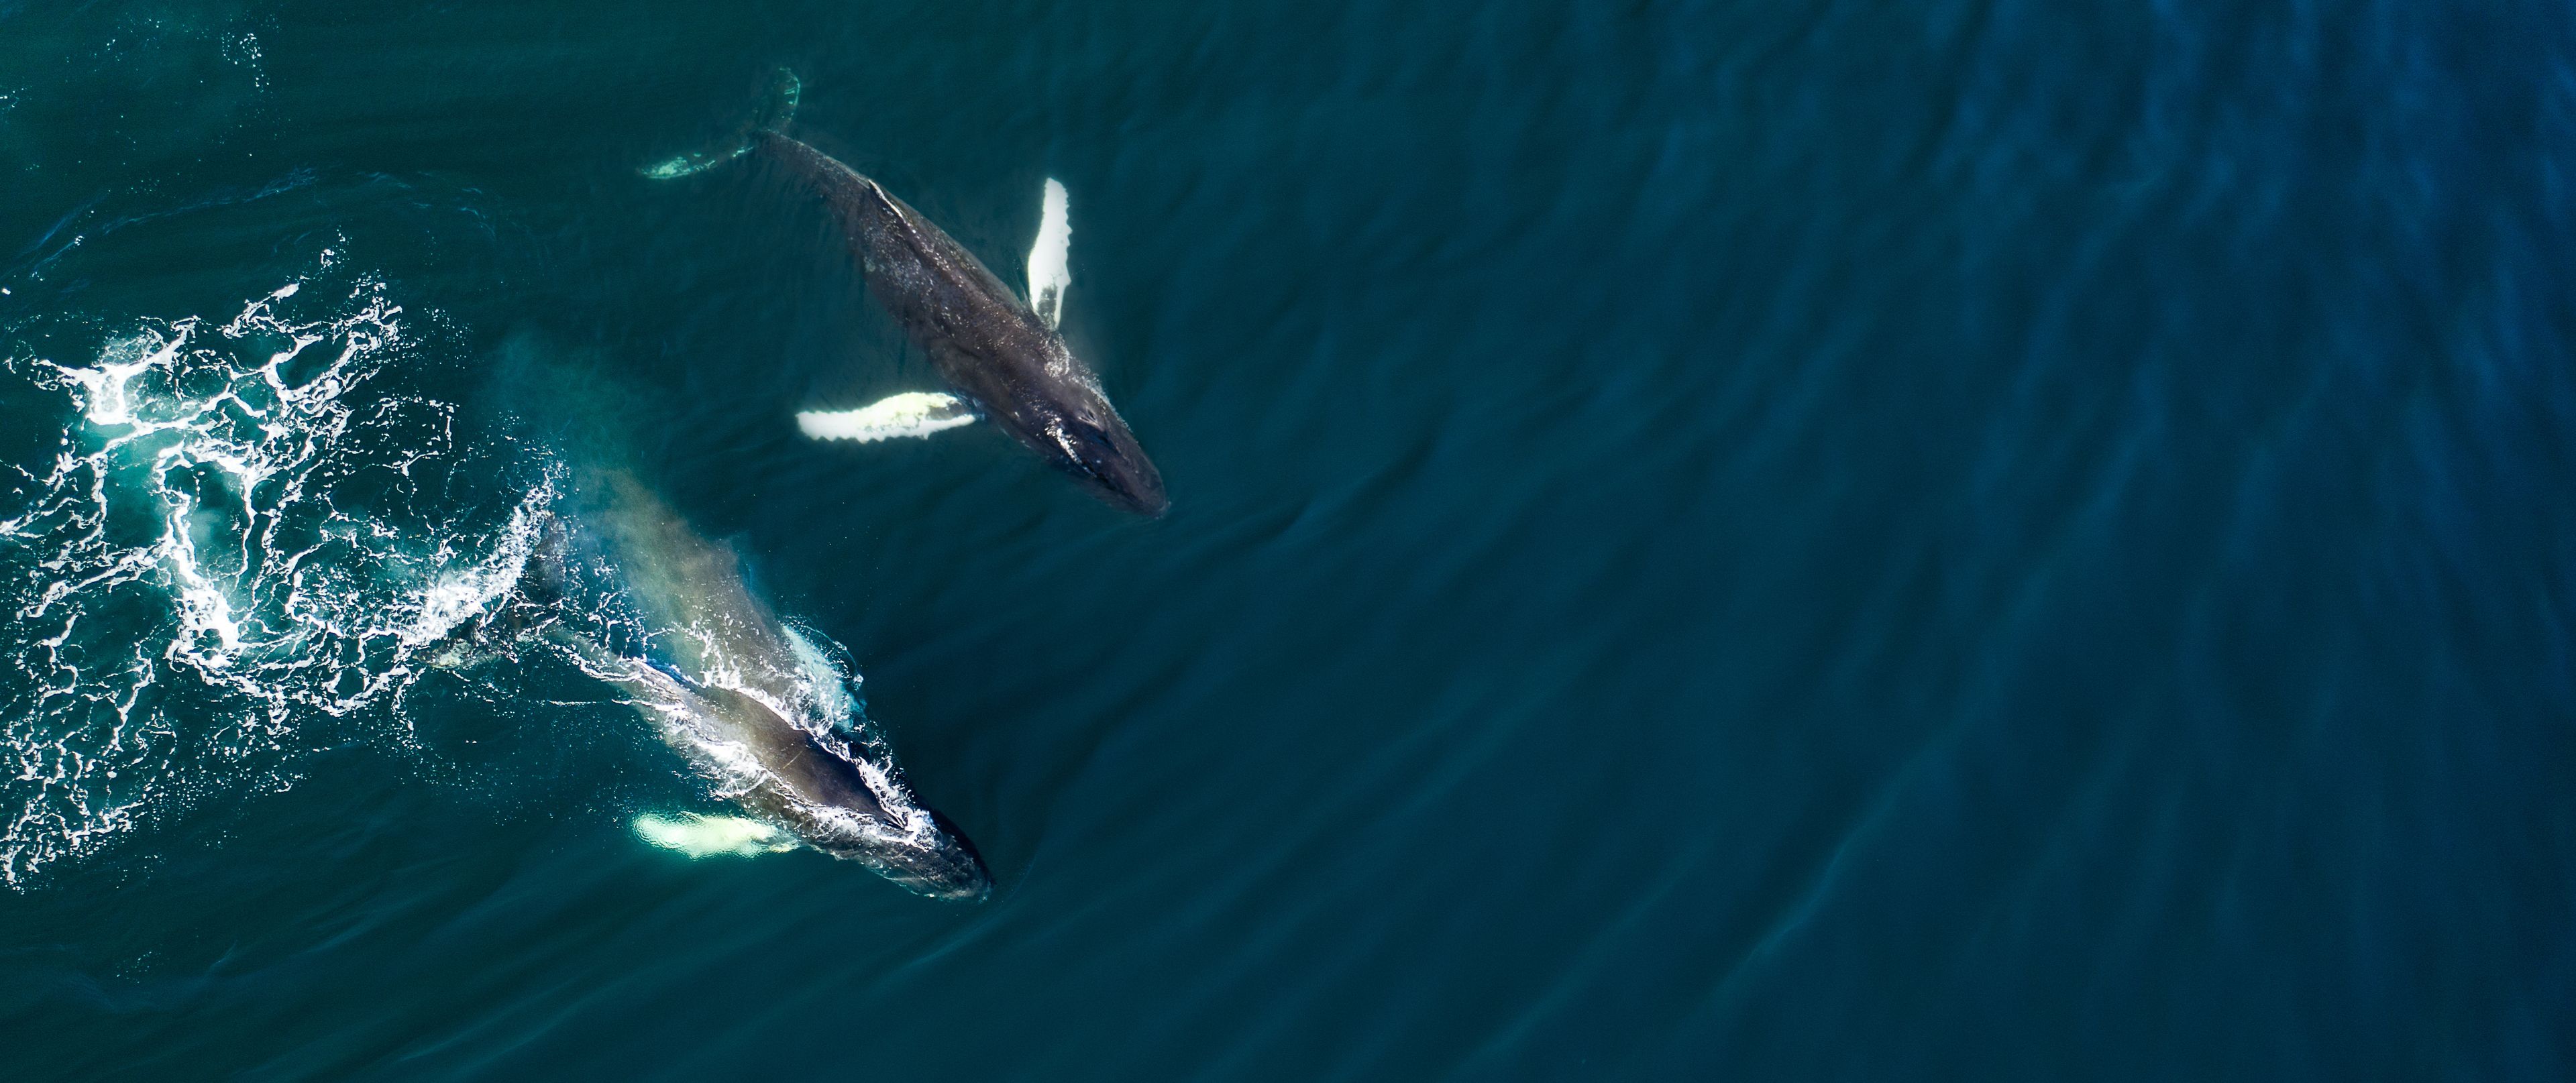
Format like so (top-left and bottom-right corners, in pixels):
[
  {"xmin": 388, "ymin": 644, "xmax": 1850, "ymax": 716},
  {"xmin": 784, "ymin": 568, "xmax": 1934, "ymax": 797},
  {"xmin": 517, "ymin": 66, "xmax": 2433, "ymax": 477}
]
[
  {"xmin": 610, "ymin": 667, "xmax": 996, "ymax": 901},
  {"xmin": 709, "ymin": 691, "xmax": 995, "ymax": 901},
  {"xmin": 1031, "ymin": 403, "xmax": 1168, "ymax": 518},
  {"xmin": 822, "ymin": 807, "xmax": 993, "ymax": 902}
]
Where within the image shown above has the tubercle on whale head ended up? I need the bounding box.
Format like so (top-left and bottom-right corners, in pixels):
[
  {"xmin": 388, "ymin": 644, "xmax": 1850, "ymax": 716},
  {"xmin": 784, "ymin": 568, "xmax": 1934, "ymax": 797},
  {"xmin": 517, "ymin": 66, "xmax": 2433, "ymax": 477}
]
[
  {"xmin": 1032, "ymin": 410, "xmax": 1168, "ymax": 518},
  {"xmin": 902, "ymin": 809, "xmax": 994, "ymax": 901}
]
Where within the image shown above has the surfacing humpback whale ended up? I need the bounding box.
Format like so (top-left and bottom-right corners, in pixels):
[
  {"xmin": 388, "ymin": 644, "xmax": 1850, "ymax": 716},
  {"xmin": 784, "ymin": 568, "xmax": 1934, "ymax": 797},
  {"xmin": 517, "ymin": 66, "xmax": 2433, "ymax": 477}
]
[
  {"xmin": 649, "ymin": 73, "xmax": 1169, "ymax": 516},
  {"xmin": 438, "ymin": 354, "xmax": 991, "ymax": 901},
  {"xmin": 543, "ymin": 471, "xmax": 991, "ymax": 900}
]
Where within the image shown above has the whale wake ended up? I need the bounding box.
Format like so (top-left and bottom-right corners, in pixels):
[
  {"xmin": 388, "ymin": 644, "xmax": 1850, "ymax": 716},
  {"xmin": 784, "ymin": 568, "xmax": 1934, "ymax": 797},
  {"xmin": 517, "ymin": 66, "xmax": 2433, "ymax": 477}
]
[{"xmin": 0, "ymin": 255, "xmax": 546, "ymax": 885}]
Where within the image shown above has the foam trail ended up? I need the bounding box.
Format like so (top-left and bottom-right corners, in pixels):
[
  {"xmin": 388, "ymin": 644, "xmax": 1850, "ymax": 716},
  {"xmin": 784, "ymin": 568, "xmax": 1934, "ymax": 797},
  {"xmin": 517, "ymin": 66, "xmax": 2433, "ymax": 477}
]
[
  {"xmin": 0, "ymin": 256, "xmax": 547, "ymax": 886},
  {"xmin": 796, "ymin": 392, "xmax": 976, "ymax": 443},
  {"xmin": 1025, "ymin": 178, "xmax": 1071, "ymax": 329}
]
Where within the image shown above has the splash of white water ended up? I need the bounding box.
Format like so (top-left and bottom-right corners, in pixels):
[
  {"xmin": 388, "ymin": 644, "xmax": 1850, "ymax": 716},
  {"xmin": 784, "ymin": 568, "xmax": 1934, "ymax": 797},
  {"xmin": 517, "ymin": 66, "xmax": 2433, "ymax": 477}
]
[{"xmin": 0, "ymin": 259, "xmax": 545, "ymax": 886}]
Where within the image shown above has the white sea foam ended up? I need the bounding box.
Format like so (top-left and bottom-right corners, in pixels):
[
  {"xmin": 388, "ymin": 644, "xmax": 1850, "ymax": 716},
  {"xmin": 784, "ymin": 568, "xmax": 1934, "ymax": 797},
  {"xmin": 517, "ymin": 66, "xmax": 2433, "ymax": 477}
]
[
  {"xmin": 780, "ymin": 625, "xmax": 859, "ymax": 726},
  {"xmin": 796, "ymin": 392, "xmax": 976, "ymax": 443},
  {"xmin": 402, "ymin": 501, "xmax": 549, "ymax": 651},
  {"xmin": 0, "ymin": 258, "xmax": 546, "ymax": 886}
]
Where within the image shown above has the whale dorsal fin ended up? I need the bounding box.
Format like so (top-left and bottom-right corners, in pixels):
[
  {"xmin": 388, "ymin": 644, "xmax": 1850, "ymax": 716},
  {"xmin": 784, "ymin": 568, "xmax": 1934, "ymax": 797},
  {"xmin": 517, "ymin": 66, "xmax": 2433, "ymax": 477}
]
[
  {"xmin": 796, "ymin": 392, "xmax": 977, "ymax": 443},
  {"xmin": 1026, "ymin": 178, "xmax": 1071, "ymax": 329}
]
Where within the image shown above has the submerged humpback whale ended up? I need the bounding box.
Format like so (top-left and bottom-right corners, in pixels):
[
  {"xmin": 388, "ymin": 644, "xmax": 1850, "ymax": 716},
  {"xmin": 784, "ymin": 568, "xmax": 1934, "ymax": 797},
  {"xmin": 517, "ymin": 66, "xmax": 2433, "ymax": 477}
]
[
  {"xmin": 649, "ymin": 74, "xmax": 1169, "ymax": 516},
  {"xmin": 433, "ymin": 368, "xmax": 990, "ymax": 901},
  {"xmin": 537, "ymin": 469, "xmax": 990, "ymax": 900}
]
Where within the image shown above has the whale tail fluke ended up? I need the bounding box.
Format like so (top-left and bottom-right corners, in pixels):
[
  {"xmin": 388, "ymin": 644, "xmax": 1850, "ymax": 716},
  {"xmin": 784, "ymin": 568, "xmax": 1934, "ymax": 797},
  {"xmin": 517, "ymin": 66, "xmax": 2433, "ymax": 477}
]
[
  {"xmin": 747, "ymin": 66, "xmax": 803, "ymax": 134},
  {"xmin": 641, "ymin": 67, "xmax": 803, "ymax": 180}
]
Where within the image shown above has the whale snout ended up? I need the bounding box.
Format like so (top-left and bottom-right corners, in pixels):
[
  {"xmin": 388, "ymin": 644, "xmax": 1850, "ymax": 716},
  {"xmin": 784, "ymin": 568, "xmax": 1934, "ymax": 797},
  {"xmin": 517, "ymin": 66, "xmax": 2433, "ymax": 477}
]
[
  {"xmin": 877, "ymin": 811, "xmax": 993, "ymax": 901},
  {"xmin": 1042, "ymin": 413, "xmax": 1168, "ymax": 517},
  {"xmin": 816, "ymin": 807, "xmax": 990, "ymax": 901},
  {"xmin": 910, "ymin": 850, "xmax": 994, "ymax": 901}
]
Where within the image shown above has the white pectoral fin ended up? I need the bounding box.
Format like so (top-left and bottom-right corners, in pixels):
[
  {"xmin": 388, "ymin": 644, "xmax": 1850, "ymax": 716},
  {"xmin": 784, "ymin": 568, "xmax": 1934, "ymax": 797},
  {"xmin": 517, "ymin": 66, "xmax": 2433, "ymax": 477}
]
[
  {"xmin": 796, "ymin": 392, "xmax": 977, "ymax": 443},
  {"xmin": 1025, "ymin": 178, "xmax": 1071, "ymax": 329},
  {"xmin": 633, "ymin": 813, "xmax": 799, "ymax": 858}
]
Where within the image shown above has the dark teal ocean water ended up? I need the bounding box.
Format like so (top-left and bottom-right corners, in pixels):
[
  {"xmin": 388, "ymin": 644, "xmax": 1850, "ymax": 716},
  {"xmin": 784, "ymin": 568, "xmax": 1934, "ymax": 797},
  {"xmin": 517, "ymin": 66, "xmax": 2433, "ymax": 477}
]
[{"xmin": 3, "ymin": 1, "xmax": 2572, "ymax": 1078}]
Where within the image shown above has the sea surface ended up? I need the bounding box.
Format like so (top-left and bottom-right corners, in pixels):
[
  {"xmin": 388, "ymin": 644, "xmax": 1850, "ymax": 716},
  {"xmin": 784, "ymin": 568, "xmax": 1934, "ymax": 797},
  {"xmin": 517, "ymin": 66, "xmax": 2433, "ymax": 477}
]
[{"xmin": 2, "ymin": 1, "xmax": 2571, "ymax": 1079}]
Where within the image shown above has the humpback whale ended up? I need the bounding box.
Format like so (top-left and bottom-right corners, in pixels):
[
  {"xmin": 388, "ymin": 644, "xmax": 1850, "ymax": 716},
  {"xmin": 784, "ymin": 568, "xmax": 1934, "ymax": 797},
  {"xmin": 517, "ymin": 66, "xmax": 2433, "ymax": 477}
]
[
  {"xmin": 651, "ymin": 74, "xmax": 1169, "ymax": 516},
  {"xmin": 538, "ymin": 468, "xmax": 989, "ymax": 900},
  {"xmin": 529, "ymin": 471, "xmax": 991, "ymax": 899},
  {"xmin": 436, "ymin": 355, "xmax": 991, "ymax": 901}
]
